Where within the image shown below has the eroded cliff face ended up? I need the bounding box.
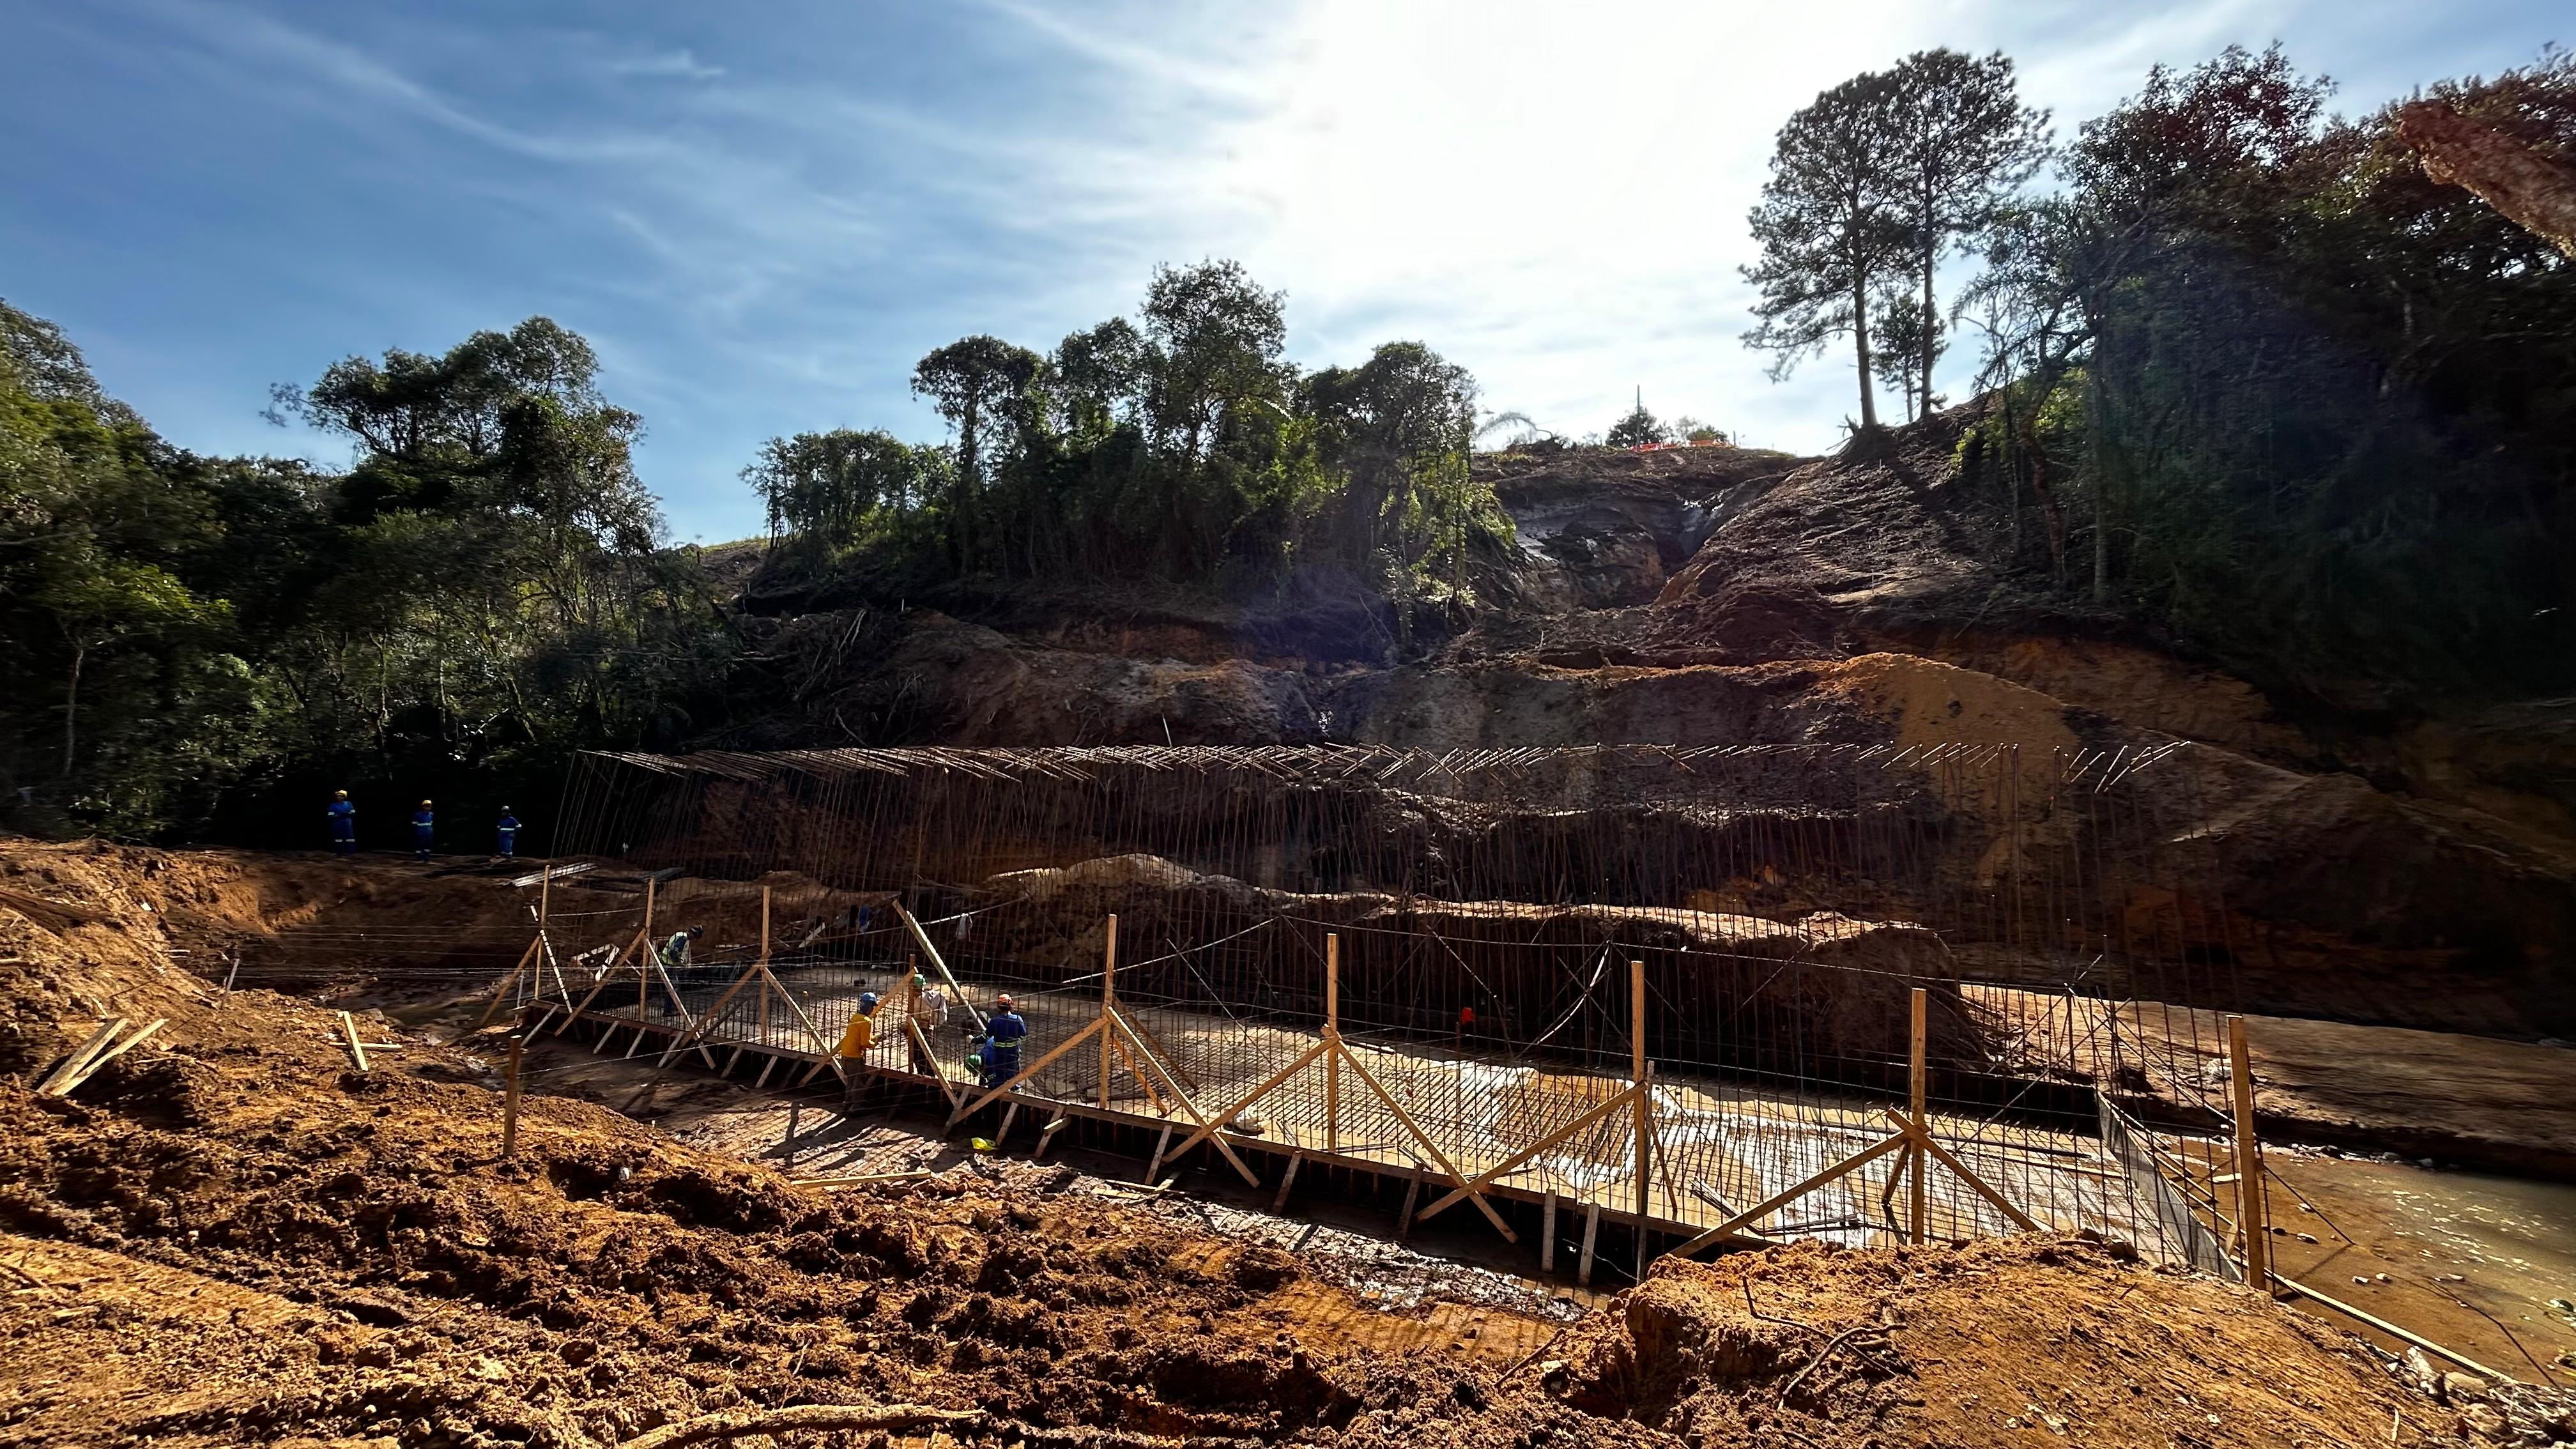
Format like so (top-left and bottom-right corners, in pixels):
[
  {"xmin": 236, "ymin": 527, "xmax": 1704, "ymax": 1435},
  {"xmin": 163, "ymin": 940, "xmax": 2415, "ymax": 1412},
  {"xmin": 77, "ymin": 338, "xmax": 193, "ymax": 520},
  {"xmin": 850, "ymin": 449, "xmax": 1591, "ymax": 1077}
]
[{"xmin": 724, "ymin": 418, "xmax": 2576, "ymax": 1037}]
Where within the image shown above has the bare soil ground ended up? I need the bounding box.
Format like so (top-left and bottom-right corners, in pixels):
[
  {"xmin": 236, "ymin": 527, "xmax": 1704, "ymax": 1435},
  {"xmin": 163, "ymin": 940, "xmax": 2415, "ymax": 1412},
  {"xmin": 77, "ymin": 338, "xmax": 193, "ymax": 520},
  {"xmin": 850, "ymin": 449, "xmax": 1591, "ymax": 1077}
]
[{"xmin": 4, "ymin": 839, "xmax": 2572, "ymax": 1448}]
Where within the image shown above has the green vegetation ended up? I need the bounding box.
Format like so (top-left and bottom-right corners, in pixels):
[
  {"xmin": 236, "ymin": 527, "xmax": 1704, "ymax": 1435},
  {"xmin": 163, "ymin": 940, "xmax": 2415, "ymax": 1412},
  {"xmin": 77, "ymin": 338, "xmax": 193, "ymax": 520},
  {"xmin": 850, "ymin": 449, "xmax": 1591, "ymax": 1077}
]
[
  {"xmin": 1758, "ymin": 43, "xmax": 2575, "ymax": 698},
  {"xmin": 749, "ymin": 260, "xmax": 1511, "ymax": 605},
  {"xmin": 0, "ymin": 307, "xmax": 729, "ymax": 841}
]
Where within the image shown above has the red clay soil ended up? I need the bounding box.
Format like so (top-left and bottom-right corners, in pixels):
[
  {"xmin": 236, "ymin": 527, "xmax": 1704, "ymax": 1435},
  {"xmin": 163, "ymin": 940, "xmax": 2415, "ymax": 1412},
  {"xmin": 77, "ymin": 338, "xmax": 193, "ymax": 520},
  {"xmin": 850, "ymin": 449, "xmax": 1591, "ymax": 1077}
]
[{"xmin": 1, "ymin": 838, "xmax": 2564, "ymax": 1448}]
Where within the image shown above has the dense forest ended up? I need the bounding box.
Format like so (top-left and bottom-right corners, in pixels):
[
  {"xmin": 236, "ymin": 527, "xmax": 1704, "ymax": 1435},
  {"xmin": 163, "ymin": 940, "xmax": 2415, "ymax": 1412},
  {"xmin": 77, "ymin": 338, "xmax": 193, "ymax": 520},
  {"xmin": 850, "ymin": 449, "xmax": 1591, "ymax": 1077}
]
[
  {"xmin": 3, "ymin": 43, "xmax": 2570, "ymax": 845},
  {"xmin": 1745, "ymin": 45, "xmax": 2576, "ymax": 697}
]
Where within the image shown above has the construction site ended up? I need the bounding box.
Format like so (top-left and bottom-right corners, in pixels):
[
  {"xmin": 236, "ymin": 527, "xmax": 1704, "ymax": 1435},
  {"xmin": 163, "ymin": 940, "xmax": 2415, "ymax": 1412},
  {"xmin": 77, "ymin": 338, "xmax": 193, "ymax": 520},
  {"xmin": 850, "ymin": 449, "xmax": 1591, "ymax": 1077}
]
[
  {"xmin": 13, "ymin": 765, "xmax": 2576, "ymax": 1449},
  {"xmin": 505, "ymin": 742, "xmax": 2251, "ymax": 1285}
]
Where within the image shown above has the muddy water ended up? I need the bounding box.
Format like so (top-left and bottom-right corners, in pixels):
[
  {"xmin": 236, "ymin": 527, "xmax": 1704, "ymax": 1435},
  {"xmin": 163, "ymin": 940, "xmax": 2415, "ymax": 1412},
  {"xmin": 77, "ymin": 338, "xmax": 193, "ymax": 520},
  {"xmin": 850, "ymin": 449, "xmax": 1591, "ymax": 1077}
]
[{"xmin": 2266, "ymin": 1151, "xmax": 2576, "ymax": 1382}]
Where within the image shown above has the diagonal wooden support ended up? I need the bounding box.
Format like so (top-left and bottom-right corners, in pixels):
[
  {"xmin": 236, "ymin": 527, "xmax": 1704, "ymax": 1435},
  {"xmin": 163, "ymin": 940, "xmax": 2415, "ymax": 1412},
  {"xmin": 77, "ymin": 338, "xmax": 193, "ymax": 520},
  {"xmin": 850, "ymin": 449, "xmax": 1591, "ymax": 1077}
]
[
  {"xmin": 63, "ymin": 1018, "xmax": 167, "ymax": 1092},
  {"xmin": 645, "ymin": 960, "xmax": 721, "ymax": 1070},
  {"xmin": 1156, "ymin": 1036, "xmax": 1331, "ymax": 1164},
  {"xmin": 1416, "ymin": 1082, "xmax": 1639, "ymax": 1222},
  {"xmin": 946, "ymin": 1016, "xmax": 1105, "ymax": 1128},
  {"xmin": 906, "ymin": 1018, "xmax": 963, "ymax": 1110},
  {"xmin": 1882, "ymin": 1109, "xmax": 2041, "ymax": 1232},
  {"xmin": 476, "ymin": 937, "xmax": 544, "ymax": 1028},
  {"xmin": 1670, "ymin": 1129, "xmax": 1910, "ymax": 1259},
  {"xmin": 657, "ymin": 966, "xmax": 761, "ymax": 1068},
  {"xmin": 1333, "ymin": 1039, "xmax": 1517, "ymax": 1243},
  {"xmin": 1103, "ymin": 1029, "xmax": 1172, "ymax": 1115},
  {"xmin": 1105, "ymin": 1006, "xmax": 1259, "ymax": 1189},
  {"xmin": 555, "ymin": 926, "xmax": 651, "ymax": 1034}
]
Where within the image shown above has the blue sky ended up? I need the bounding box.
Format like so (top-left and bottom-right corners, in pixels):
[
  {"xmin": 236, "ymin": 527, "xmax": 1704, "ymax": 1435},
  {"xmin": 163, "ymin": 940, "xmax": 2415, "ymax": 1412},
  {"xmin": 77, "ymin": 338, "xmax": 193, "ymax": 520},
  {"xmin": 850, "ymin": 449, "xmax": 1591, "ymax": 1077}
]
[{"xmin": 1, "ymin": 0, "xmax": 2561, "ymax": 543}]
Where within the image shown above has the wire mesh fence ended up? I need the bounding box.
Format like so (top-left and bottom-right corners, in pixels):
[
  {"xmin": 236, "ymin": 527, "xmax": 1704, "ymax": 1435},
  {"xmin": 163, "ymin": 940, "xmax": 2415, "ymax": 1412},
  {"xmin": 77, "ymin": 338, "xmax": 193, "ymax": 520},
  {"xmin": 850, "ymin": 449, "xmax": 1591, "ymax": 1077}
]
[{"xmin": 458, "ymin": 743, "xmax": 2259, "ymax": 1268}]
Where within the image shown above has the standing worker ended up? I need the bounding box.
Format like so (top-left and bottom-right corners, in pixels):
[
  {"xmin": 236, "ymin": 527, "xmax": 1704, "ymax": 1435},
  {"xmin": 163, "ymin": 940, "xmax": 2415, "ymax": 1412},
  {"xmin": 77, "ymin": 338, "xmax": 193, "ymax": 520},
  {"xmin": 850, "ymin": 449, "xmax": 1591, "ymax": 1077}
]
[
  {"xmin": 971, "ymin": 993, "xmax": 1029, "ymax": 1088},
  {"xmin": 411, "ymin": 799, "xmax": 435, "ymax": 861},
  {"xmin": 326, "ymin": 790, "xmax": 356, "ymax": 855},
  {"xmin": 495, "ymin": 806, "xmax": 521, "ymax": 859},
  {"xmin": 836, "ymin": 991, "xmax": 882, "ymax": 1063}
]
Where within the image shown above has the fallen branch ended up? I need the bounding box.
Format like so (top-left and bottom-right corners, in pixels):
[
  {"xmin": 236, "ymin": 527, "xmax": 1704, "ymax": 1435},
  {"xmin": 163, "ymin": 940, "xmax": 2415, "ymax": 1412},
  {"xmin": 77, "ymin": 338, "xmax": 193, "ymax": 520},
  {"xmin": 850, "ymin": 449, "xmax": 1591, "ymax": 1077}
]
[
  {"xmin": 620, "ymin": 1402, "xmax": 1233, "ymax": 1449},
  {"xmin": 621, "ymin": 1403, "xmax": 978, "ymax": 1449}
]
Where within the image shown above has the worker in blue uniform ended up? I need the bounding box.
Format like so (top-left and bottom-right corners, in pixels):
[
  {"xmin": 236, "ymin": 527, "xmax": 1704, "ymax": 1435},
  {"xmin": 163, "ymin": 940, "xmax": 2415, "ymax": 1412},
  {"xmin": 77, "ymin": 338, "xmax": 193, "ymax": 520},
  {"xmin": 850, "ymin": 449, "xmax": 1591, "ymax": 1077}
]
[
  {"xmin": 326, "ymin": 791, "xmax": 356, "ymax": 855},
  {"xmin": 411, "ymin": 799, "xmax": 435, "ymax": 860},
  {"xmin": 972, "ymin": 994, "xmax": 1029, "ymax": 1088},
  {"xmin": 495, "ymin": 807, "xmax": 521, "ymax": 859}
]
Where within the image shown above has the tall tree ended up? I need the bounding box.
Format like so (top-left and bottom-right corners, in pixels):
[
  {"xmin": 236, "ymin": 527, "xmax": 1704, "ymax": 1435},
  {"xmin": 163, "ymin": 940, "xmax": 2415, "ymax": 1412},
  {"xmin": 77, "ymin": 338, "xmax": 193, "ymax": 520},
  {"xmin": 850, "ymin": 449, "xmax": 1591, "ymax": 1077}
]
[
  {"xmin": 910, "ymin": 335, "xmax": 1043, "ymax": 570},
  {"xmin": 1744, "ymin": 71, "xmax": 1910, "ymax": 429},
  {"xmin": 1880, "ymin": 49, "xmax": 2051, "ymax": 417}
]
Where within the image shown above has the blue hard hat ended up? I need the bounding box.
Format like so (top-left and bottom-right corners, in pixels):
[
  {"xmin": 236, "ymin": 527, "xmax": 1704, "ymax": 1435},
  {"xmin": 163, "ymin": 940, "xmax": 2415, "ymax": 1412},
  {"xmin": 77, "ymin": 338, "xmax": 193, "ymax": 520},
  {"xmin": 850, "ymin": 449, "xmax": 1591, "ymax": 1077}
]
[{"xmin": 858, "ymin": 992, "xmax": 880, "ymax": 1011}]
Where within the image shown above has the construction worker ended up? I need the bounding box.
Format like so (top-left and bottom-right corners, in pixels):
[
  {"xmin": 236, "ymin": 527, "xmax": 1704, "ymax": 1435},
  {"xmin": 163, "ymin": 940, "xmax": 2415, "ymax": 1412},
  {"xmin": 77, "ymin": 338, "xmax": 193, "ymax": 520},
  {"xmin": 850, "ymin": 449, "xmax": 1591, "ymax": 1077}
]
[
  {"xmin": 495, "ymin": 807, "xmax": 521, "ymax": 859},
  {"xmin": 659, "ymin": 924, "xmax": 704, "ymax": 986},
  {"xmin": 411, "ymin": 800, "xmax": 435, "ymax": 860},
  {"xmin": 326, "ymin": 790, "xmax": 356, "ymax": 855},
  {"xmin": 836, "ymin": 991, "xmax": 882, "ymax": 1062},
  {"xmin": 972, "ymin": 993, "xmax": 1029, "ymax": 1088}
]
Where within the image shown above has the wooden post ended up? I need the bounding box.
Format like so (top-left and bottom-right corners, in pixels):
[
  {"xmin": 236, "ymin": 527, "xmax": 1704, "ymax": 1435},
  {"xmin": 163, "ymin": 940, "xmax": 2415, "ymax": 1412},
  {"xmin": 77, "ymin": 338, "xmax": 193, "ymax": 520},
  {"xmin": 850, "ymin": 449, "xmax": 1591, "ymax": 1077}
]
[
  {"xmin": 1632, "ymin": 960, "xmax": 1652, "ymax": 1278},
  {"xmin": 1099, "ymin": 915, "xmax": 1117, "ymax": 1110},
  {"xmin": 1542, "ymin": 1192, "xmax": 1560, "ymax": 1273},
  {"xmin": 539, "ymin": 868, "xmax": 551, "ymax": 930},
  {"xmin": 1398, "ymin": 1162, "xmax": 1425, "ymax": 1241},
  {"xmin": 759, "ymin": 886, "xmax": 771, "ymax": 965},
  {"xmin": 2228, "ymin": 1014, "xmax": 2269, "ymax": 1290},
  {"xmin": 1324, "ymin": 933, "xmax": 1340, "ymax": 1153},
  {"xmin": 1909, "ymin": 986, "xmax": 1928, "ymax": 1245},
  {"xmin": 1272, "ymin": 1154, "xmax": 1301, "ymax": 1211},
  {"xmin": 1578, "ymin": 1202, "xmax": 1600, "ymax": 1286},
  {"xmin": 502, "ymin": 1032, "xmax": 525, "ymax": 1159}
]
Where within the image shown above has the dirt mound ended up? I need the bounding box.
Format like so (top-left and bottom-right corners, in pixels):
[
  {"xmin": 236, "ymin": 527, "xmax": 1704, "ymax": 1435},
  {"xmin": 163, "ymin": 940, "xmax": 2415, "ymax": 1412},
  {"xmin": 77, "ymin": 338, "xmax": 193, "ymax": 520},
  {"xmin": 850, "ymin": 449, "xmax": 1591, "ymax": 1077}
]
[{"xmin": 1545, "ymin": 1235, "xmax": 2465, "ymax": 1449}]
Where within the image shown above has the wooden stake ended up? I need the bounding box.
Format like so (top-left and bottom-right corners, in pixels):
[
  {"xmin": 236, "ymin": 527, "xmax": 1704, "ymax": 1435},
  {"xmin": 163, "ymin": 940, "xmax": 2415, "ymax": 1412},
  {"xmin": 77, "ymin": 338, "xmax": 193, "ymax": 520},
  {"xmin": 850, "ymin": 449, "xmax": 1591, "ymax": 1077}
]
[
  {"xmin": 2228, "ymin": 1014, "xmax": 2269, "ymax": 1289},
  {"xmin": 1397, "ymin": 1162, "xmax": 1425, "ymax": 1241},
  {"xmin": 1578, "ymin": 1202, "xmax": 1600, "ymax": 1286},
  {"xmin": 1272, "ymin": 1153, "xmax": 1301, "ymax": 1211},
  {"xmin": 758, "ymin": 885, "xmax": 770, "ymax": 965},
  {"xmin": 1632, "ymin": 960, "xmax": 1652, "ymax": 1277},
  {"xmin": 1145, "ymin": 1124, "xmax": 1174, "ymax": 1181},
  {"xmin": 339, "ymin": 1011, "xmax": 369, "ymax": 1072},
  {"xmin": 1909, "ymin": 986, "xmax": 1929, "ymax": 1245},
  {"xmin": 1098, "ymin": 914, "xmax": 1116, "ymax": 1110},
  {"xmin": 502, "ymin": 1032, "xmax": 525, "ymax": 1159},
  {"xmin": 1541, "ymin": 1192, "xmax": 1559, "ymax": 1272},
  {"xmin": 1324, "ymin": 933, "xmax": 1340, "ymax": 1152},
  {"xmin": 1033, "ymin": 1108, "xmax": 1069, "ymax": 1162}
]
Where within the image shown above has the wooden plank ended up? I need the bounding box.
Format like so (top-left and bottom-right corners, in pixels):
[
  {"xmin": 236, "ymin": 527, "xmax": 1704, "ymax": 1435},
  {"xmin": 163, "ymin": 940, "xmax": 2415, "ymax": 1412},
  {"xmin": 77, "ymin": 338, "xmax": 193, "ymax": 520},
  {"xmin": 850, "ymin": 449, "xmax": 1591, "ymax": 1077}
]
[
  {"xmin": 1103, "ymin": 1028, "xmax": 1171, "ymax": 1114},
  {"xmin": 35, "ymin": 1019, "xmax": 125, "ymax": 1096},
  {"xmin": 62, "ymin": 1018, "xmax": 167, "ymax": 1091},
  {"xmin": 1156, "ymin": 1037, "xmax": 1331, "ymax": 1164},
  {"xmin": 475, "ymin": 937, "xmax": 543, "ymax": 1028},
  {"xmin": 1541, "ymin": 1192, "xmax": 1558, "ymax": 1272},
  {"xmin": 1332, "ymin": 1039, "xmax": 1516, "ymax": 1243},
  {"xmin": 893, "ymin": 901, "xmax": 985, "ymax": 1033},
  {"xmin": 1887, "ymin": 1110, "xmax": 2041, "ymax": 1232},
  {"xmin": 905, "ymin": 1018, "xmax": 963, "ymax": 1110},
  {"xmin": 1271, "ymin": 1153, "xmax": 1301, "ymax": 1211},
  {"xmin": 1669, "ymin": 1129, "xmax": 1910, "ymax": 1258},
  {"xmin": 1417, "ymin": 1082, "xmax": 1639, "ymax": 1222},
  {"xmin": 1032, "ymin": 1109, "xmax": 1069, "ymax": 1162},
  {"xmin": 1105, "ymin": 1007, "xmax": 1259, "ymax": 1188},
  {"xmin": 946, "ymin": 1016, "xmax": 1106, "ymax": 1128},
  {"xmin": 1578, "ymin": 1202, "xmax": 1600, "ymax": 1285},
  {"xmin": 339, "ymin": 1011, "xmax": 369, "ymax": 1072},
  {"xmin": 1397, "ymin": 1162, "xmax": 1425, "ymax": 1241},
  {"xmin": 2228, "ymin": 1015, "xmax": 2270, "ymax": 1288},
  {"xmin": 1144, "ymin": 1124, "xmax": 1174, "ymax": 1181}
]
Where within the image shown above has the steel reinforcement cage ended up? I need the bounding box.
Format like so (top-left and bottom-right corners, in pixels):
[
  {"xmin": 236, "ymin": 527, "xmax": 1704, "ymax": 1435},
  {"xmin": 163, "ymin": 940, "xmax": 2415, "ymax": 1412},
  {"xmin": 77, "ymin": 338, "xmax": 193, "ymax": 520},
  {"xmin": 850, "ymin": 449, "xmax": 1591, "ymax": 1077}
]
[{"xmin": 523, "ymin": 743, "xmax": 2248, "ymax": 1272}]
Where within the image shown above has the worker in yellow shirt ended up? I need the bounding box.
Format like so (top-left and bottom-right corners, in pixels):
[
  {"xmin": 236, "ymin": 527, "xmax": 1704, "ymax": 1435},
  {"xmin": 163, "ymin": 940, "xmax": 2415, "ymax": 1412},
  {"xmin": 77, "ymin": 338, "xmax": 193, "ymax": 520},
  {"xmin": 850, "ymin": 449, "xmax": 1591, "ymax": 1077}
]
[{"xmin": 835, "ymin": 991, "xmax": 882, "ymax": 1062}]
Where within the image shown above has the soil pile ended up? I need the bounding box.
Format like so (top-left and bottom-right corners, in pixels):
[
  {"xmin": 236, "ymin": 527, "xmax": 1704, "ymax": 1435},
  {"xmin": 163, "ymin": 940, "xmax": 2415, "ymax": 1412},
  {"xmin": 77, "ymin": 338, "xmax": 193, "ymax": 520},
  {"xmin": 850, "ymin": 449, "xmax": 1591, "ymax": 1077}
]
[{"xmin": 1547, "ymin": 1236, "xmax": 2527, "ymax": 1449}]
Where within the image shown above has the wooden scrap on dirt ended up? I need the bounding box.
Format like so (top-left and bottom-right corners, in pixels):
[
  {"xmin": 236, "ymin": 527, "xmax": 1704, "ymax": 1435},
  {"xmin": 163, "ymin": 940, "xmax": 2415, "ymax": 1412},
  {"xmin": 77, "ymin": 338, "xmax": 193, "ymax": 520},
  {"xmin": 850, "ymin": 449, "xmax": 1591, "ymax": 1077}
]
[{"xmin": 34, "ymin": 1018, "xmax": 127, "ymax": 1096}]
